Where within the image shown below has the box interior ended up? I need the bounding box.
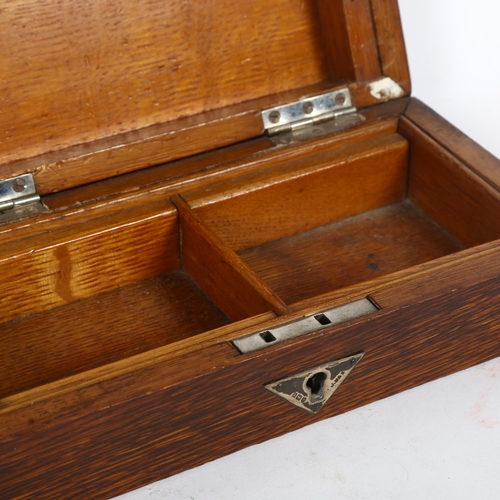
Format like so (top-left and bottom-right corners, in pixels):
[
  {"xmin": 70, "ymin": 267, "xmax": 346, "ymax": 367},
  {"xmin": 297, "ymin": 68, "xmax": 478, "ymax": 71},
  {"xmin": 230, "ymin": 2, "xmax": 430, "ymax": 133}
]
[{"xmin": 2, "ymin": 125, "xmax": 500, "ymax": 399}]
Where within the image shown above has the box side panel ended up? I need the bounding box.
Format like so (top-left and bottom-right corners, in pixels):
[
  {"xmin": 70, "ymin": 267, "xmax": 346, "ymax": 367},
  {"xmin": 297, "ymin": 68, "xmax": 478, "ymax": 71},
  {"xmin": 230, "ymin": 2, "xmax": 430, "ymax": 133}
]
[
  {"xmin": 400, "ymin": 105, "xmax": 500, "ymax": 248},
  {"xmin": 188, "ymin": 134, "xmax": 409, "ymax": 252},
  {"xmin": 2, "ymin": 273, "xmax": 500, "ymax": 499}
]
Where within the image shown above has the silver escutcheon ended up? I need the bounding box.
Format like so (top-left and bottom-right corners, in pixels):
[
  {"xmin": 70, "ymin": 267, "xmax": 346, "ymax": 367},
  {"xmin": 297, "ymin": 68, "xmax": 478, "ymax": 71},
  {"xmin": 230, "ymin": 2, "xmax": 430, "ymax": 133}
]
[{"xmin": 265, "ymin": 353, "xmax": 365, "ymax": 414}]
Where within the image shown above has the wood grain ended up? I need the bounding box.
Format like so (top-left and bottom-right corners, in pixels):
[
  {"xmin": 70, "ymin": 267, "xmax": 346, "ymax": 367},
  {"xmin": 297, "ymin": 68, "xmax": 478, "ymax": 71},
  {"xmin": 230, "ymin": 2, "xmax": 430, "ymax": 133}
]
[
  {"xmin": 400, "ymin": 117, "xmax": 500, "ymax": 248},
  {"xmin": 0, "ymin": 114, "xmax": 402, "ymax": 257},
  {"xmin": 405, "ymin": 99, "xmax": 500, "ymax": 190},
  {"xmin": 0, "ymin": 271, "xmax": 229, "ymax": 399},
  {"xmin": 370, "ymin": 0, "xmax": 410, "ymax": 91},
  {"xmin": 187, "ymin": 133, "xmax": 409, "ymax": 252},
  {"xmin": 0, "ymin": 0, "xmax": 412, "ymax": 192},
  {"xmin": 9, "ymin": 109, "xmax": 401, "ymax": 216},
  {"xmin": 0, "ymin": 200, "xmax": 178, "ymax": 323},
  {"xmin": 290, "ymin": 238, "xmax": 500, "ymax": 313},
  {"xmin": 3, "ymin": 240, "xmax": 500, "ymax": 444},
  {"xmin": 0, "ymin": 312, "xmax": 276, "ymax": 443},
  {"xmin": 0, "ymin": 0, "xmax": 327, "ymax": 167},
  {"xmin": 175, "ymin": 195, "xmax": 290, "ymax": 321},
  {"xmin": 3, "ymin": 274, "xmax": 500, "ymax": 499},
  {"xmin": 240, "ymin": 200, "xmax": 463, "ymax": 304},
  {"xmin": 317, "ymin": 0, "xmax": 382, "ymax": 81},
  {"xmin": 31, "ymin": 110, "xmax": 265, "ymax": 194},
  {"xmin": 0, "ymin": 80, "xmax": 407, "ymax": 195}
]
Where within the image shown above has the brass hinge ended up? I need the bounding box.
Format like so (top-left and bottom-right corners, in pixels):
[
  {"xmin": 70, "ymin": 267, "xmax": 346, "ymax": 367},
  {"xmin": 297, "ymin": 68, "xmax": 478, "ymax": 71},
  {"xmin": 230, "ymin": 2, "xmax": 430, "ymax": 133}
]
[
  {"xmin": 0, "ymin": 173, "xmax": 47, "ymax": 223},
  {"xmin": 232, "ymin": 298, "xmax": 378, "ymax": 354},
  {"xmin": 261, "ymin": 88, "xmax": 364, "ymax": 140}
]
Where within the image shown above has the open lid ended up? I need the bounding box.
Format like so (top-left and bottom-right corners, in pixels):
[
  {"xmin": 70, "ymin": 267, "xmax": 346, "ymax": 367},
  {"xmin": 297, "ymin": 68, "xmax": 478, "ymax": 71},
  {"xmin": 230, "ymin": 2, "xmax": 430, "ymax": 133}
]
[{"xmin": 0, "ymin": 0, "xmax": 409, "ymax": 195}]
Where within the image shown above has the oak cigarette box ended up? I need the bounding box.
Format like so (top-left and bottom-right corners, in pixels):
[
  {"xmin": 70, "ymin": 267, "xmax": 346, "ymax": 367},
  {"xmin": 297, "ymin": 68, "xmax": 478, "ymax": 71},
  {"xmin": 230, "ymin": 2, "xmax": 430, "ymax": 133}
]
[{"xmin": 1, "ymin": 1, "xmax": 499, "ymax": 498}]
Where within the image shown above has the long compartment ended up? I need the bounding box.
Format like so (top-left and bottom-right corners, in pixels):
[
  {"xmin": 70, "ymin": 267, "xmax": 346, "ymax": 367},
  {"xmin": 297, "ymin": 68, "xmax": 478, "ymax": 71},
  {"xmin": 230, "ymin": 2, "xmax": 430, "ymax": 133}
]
[{"xmin": 184, "ymin": 131, "xmax": 500, "ymax": 307}]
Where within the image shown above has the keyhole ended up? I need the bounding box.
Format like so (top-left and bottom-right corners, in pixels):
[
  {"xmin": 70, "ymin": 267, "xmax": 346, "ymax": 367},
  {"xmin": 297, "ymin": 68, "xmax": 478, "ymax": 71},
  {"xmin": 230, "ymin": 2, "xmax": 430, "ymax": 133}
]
[{"xmin": 306, "ymin": 372, "xmax": 327, "ymax": 398}]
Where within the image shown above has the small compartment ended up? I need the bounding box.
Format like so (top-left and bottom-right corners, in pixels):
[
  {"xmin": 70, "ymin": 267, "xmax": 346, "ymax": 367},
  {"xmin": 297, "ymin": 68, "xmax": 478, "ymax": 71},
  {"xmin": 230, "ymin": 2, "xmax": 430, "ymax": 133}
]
[
  {"xmin": 238, "ymin": 200, "xmax": 462, "ymax": 304},
  {"xmin": 183, "ymin": 130, "xmax": 500, "ymax": 308},
  {"xmin": 0, "ymin": 200, "xmax": 232, "ymax": 398}
]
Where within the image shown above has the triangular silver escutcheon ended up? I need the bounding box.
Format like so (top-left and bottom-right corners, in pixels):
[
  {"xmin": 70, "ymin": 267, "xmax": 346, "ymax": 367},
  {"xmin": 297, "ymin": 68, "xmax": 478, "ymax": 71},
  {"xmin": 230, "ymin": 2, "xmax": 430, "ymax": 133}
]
[{"xmin": 265, "ymin": 353, "xmax": 364, "ymax": 414}]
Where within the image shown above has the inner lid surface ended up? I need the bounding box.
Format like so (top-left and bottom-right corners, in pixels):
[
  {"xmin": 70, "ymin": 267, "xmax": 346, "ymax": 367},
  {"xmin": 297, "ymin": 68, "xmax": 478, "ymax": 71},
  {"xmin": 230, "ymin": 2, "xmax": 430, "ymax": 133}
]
[{"xmin": 1, "ymin": 0, "xmax": 329, "ymax": 165}]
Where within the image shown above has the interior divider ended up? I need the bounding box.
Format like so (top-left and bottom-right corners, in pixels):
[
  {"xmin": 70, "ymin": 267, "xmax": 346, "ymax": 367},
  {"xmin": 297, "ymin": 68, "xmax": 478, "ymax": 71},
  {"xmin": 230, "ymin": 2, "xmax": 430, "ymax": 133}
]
[{"xmin": 173, "ymin": 195, "xmax": 290, "ymax": 322}]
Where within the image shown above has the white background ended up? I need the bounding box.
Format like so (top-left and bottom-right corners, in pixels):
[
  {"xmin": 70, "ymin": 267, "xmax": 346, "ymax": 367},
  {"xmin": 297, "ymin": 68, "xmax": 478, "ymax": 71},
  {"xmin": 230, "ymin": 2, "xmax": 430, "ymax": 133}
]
[{"xmin": 115, "ymin": 1, "xmax": 500, "ymax": 498}]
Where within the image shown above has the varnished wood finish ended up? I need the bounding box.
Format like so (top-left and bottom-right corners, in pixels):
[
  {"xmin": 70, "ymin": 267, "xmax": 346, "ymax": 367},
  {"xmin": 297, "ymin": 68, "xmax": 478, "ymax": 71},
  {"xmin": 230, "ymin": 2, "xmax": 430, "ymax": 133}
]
[
  {"xmin": 405, "ymin": 99, "xmax": 500, "ymax": 190},
  {"xmin": 3, "ymin": 241, "xmax": 500, "ymax": 444},
  {"xmin": 317, "ymin": 0, "xmax": 382, "ymax": 81},
  {"xmin": 370, "ymin": 0, "xmax": 410, "ymax": 91},
  {"xmin": 32, "ymin": 109, "xmax": 265, "ymax": 194},
  {"xmin": 0, "ymin": 113, "xmax": 403, "ymax": 260},
  {"xmin": 0, "ymin": 0, "xmax": 411, "ymax": 192},
  {"xmin": 0, "ymin": 271, "xmax": 229, "ymax": 399},
  {"xmin": 0, "ymin": 0, "xmax": 499, "ymax": 496},
  {"xmin": 0, "ymin": 313, "xmax": 276, "ymax": 443},
  {"xmin": 186, "ymin": 133, "xmax": 409, "ymax": 252},
  {"xmin": 0, "ymin": 200, "xmax": 178, "ymax": 323},
  {"xmin": 3, "ymin": 272, "xmax": 500, "ymax": 499},
  {"xmin": 400, "ymin": 117, "xmax": 500, "ymax": 248},
  {"xmin": 174, "ymin": 195, "xmax": 290, "ymax": 321},
  {"xmin": 290, "ymin": 239, "xmax": 500, "ymax": 313},
  {"xmin": 0, "ymin": 0, "xmax": 327, "ymax": 167},
  {"xmin": 240, "ymin": 200, "xmax": 463, "ymax": 304},
  {"xmin": 31, "ymin": 112, "xmax": 401, "ymax": 216}
]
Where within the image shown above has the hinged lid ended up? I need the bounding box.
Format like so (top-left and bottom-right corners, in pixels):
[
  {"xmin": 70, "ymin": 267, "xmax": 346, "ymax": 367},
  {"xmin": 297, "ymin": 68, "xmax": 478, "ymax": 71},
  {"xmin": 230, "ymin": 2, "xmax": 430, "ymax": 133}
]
[{"xmin": 0, "ymin": 0, "xmax": 409, "ymax": 195}]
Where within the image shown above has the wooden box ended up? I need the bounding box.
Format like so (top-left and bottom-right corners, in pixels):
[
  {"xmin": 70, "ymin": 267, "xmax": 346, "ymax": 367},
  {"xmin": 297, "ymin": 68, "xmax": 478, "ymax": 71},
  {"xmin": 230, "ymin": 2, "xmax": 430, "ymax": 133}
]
[{"xmin": 1, "ymin": 1, "xmax": 499, "ymax": 498}]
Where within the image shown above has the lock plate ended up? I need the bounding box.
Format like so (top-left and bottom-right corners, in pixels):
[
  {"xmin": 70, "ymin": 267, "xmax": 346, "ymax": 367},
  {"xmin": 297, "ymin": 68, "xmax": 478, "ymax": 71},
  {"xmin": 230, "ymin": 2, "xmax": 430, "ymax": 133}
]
[{"xmin": 265, "ymin": 353, "xmax": 364, "ymax": 414}]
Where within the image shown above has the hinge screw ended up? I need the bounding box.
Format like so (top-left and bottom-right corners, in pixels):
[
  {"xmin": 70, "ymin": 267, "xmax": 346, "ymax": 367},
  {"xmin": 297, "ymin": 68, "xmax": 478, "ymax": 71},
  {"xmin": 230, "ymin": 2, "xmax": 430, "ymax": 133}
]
[
  {"xmin": 302, "ymin": 101, "xmax": 314, "ymax": 114},
  {"xmin": 269, "ymin": 110, "xmax": 281, "ymax": 124},
  {"xmin": 335, "ymin": 93, "xmax": 347, "ymax": 106},
  {"xmin": 12, "ymin": 178, "xmax": 27, "ymax": 193}
]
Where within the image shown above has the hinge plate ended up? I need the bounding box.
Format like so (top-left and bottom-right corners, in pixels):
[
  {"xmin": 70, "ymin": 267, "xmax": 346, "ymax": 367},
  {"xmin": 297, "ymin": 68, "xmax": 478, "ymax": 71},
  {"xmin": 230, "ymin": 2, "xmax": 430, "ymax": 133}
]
[
  {"xmin": 232, "ymin": 299, "xmax": 378, "ymax": 354},
  {"xmin": 0, "ymin": 173, "xmax": 47, "ymax": 223},
  {"xmin": 262, "ymin": 88, "xmax": 360, "ymax": 136}
]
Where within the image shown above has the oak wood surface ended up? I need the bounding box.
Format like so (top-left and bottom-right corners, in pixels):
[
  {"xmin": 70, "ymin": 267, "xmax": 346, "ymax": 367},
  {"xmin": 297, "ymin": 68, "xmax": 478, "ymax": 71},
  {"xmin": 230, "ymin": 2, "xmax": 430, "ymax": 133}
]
[
  {"xmin": 3, "ymin": 240, "xmax": 500, "ymax": 446},
  {"xmin": 370, "ymin": 0, "xmax": 410, "ymax": 92},
  {"xmin": 174, "ymin": 195, "xmax": 290, "ymax": 321},
  {"xmin": 400, "ymin": 118, "xmax": 500, "ymax": 248},
  {"xmin": 0, "ymin": 271, "xmax": 229, "ymax": 399},
  {"xmin": 3, "ymin": 273, "xmax": 500, "ymax": 499},
  {"xmin": 0, "ymin": 3, "xmax": 498, "ymax": 497},
  {"xmin": 0, "ymin": 112, "xmax": 403, "ymax": 247},
  {"xmin": 0, "ymin": 313, "xmax": 276, "ymax": 443},
  {"xmin": 41, "ymin": 112, "xmax": 402, "ymax": 213},
  {"xmin": 0, "ymin": 0, "xmax": 411, "ymax": 193},
  {"xmin": 405, "ymin": 99, "xmax": 500, "ymax": 188},
  {"xmin": 240, "ymin": 200, "xmax": 463, "ymax": 304},
  {"xmin": 0, "ymin": 80, "xmax": 409, "ymax": 195},
  {"xmin": 186, "ymin": 134, "xmax": 409, "ymax": 252},
  {"xmin": 0, "ymin": 200, "xmax": 178, "ymax": 323},
  {"xmin": 0, "ymin": 0, "xmax": 328, "ymax": 167},
  {"xmin": 290, "ymin": 238, "xmax": 500, "ymax": 313},
  {"xmin": 317, "ymin": 0, "xmax": 382, "ymax": 82}
]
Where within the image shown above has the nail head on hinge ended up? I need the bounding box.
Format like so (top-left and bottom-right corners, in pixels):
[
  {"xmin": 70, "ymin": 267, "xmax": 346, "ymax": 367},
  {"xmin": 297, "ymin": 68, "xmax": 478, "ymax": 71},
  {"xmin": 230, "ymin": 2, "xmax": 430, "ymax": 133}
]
[
  {"xmin": 268, "ymin": 110, "xmax": 281, "ymax": 124},
  {"xmin": 302, "ymin": 101, "xmax": 314, "ymax": 114},
  {"xmin": 335, "ymin": 93, "xmax": 346, "ymax": 105},
  {"xmin": 12, "ymin": 178, "xmax": 27, "ymax": 193}
]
